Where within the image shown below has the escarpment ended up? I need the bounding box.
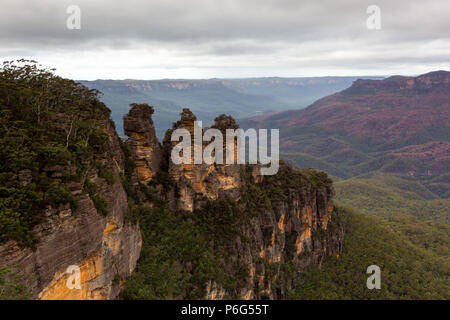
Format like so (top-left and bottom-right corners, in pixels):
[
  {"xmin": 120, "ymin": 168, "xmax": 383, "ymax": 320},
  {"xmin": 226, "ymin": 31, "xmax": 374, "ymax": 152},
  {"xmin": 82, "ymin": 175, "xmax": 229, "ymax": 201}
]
[
  {"xmin": 0, "ymin": 117, "xmax": 142, "ymax": 299},
  {"xmin": 0, "ymin": 75, "xmax": 343, "ymax": 300},
  {"xmin": 124, "ymin": 105, "xmax": 345, "ymax": 299},
  {"xmin": 0, "ymin": 116, "xmax": 142, "ymax": 300},
  {"xmin": 0, "ymin": 65, "xmax": 143, "ymax": 300}
]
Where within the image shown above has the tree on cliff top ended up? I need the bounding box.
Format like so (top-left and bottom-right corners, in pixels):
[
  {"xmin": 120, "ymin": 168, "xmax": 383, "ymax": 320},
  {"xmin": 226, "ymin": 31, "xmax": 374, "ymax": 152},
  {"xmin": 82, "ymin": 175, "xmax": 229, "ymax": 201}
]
[{"xmin": 0, "ymin": 60, "xmax": 111, "ymax": 247}]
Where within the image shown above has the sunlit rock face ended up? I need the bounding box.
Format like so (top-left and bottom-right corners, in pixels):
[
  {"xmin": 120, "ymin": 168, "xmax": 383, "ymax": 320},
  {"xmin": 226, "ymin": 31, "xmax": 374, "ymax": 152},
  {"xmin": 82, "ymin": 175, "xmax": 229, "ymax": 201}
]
[
  {"xmin": 0, "ymin": 118, "xmax": 142, "ymax": 300},
  {"xmin": 225, "ymin": 162, "xmax": 343, "ymax": 300}
]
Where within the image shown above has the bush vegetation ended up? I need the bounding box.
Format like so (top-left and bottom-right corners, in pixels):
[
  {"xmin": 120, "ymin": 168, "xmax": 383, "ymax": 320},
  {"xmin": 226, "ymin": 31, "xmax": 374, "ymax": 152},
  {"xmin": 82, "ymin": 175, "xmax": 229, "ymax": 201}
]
[
  {"xmin": 289, "ymin": 206, "xmax": 450, "ymax": 299},
  {"xmin": 121, "ymin": 203, "xmax": 248, "ymax": 299},
  {"xmin": 0, "ymin": 60, "xmax": 111, "ymax": 246},
  {"xmin": 0, "ymin": 266, "xmax": 30, "ymax": 300}
]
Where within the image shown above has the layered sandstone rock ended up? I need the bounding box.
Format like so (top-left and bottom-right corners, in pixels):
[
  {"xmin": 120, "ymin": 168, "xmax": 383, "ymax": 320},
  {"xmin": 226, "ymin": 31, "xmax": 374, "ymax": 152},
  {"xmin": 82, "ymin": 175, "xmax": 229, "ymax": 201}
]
[
  {"xmin": 0, "ymin": 119, "xmax": 142, "ymax": 300},
  {"xmin": 164, "ymin": 109, "xmax": 242, "ymax": 212},
  {"xmin": 213, "ymin": 163, "xmax": 344, "ymax": 299},
  {"xmin": 124, "ymin": 103, "xmax": 162, "ymax": 184},
  {"xmin": 158, "ymin": 109, "xmax": 344, "ymax": 299},
  {"xmin": 0, "ymin": 104, "xmax": 344, "ymax": 301}
]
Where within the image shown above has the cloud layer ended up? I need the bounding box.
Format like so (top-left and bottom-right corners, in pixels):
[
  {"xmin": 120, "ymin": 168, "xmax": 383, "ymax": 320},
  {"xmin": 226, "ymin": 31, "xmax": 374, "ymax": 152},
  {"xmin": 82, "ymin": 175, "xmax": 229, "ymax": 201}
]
[{"xmin": 1, "ymin": 0, "xmax": 449, "ymax": 79}]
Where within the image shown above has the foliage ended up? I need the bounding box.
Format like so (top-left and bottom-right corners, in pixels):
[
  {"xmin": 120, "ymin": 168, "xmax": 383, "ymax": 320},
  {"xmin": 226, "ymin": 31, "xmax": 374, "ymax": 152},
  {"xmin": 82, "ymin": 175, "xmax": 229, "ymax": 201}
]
[
  {"xmin": 0, "ymin": 60, "xmax": 111, "ymax": 246},
  {"xmin": 335, "ymin": 174, "xmax": 448, "ymax": 223},
  {"xmin": 334, "ymin": 174, "xmax": 450, "ymax": 259},
  {"xmin": 289, "ymin": 206, "xmax": 450, "ymax": 300},
  {"xmin": 121, "ymin": 203, "xmax": 248, "ymax": 299},
  {"xmin": 83, "ymin": 178, "xmax": 108, "ymax": 217},
  {"xmin": 0, "ymin": 267, "xmax": 31, "ymax": 300},
  {"xmin": 257, "ymin": 162, "xmax": 332, "ymax": 204},
  {"xmin": 91, "ymin": 195, "xmax": 108, "ymax": 216},
  {"xmin": 97, "ymin": 164, "xmax": 115, "ymax": 185},
  {"xmin": 119, "ymin": 142, "xmax": 138, "ymax": 203},
  {"xmin": 148, "ymin": 170, "xmax": 173, "ymax": 193},
  {"xmin": 193, "ymin": 200, "xmax": 247, "ymax": 249}
]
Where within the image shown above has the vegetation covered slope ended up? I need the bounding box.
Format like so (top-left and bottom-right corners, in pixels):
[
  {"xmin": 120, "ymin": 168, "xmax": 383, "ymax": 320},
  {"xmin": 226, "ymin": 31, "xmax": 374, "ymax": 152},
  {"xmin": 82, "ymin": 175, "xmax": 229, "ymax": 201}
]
[
  {"xmin": 242, "ymin": 72, "xmax": 449, "ymax": 291},
  {"xmin": 290, "ymin": 206, "xmax": 449, "ymax": 300},
  {"xmin": 121, "ymin": 202, "xmax": 248, "ymax": 299},
  {"xmin": 334, "ymin": 174, "xmax": 449, "ymax": 261},
  {"xmin": 335, "ymin": 174, "xmax": 447, "ymax": 222},
  {"xmin": 0, "ymin": 266, "xmax": 30, "ymax": 300}
]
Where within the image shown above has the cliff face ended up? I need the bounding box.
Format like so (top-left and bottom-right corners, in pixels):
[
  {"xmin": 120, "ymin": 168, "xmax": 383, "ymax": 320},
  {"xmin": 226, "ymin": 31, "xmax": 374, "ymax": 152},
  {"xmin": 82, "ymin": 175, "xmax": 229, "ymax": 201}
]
[
  {"xmin": 0, "ymin": 118, "xmax": 142, "ymax": 300},
  {"xmin": 0, "ymin": 101, "xmax": 343, "ymax": 300},
  {"xmin": 219, "ymin": 164, "xmax": 343, "ymax": 299},
  {"xmin": 124, "ymin": 103, "xmax": 162, "ymax": 185},
  {"xmin": 163, "ymin": 109, "xmax": 244, "ymax": 212},
  {"xmin": 127, "ymin": 106, "xmax": 344, "ymax": 299}
]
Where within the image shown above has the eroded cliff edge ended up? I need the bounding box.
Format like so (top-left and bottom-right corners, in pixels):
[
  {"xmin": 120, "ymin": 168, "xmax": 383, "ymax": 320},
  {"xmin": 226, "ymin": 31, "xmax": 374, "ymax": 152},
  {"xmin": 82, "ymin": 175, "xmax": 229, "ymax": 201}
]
[
  {"xmin": 0, "ymin": 111, "xmax": 142, "ymax": 300},
  {"xmin": 0, "ymin": 98, "xmax": 343, "ymax": 300},
  {"xmin": 123, "ymin": 105, "xmax": 345, "ymax": 299}
]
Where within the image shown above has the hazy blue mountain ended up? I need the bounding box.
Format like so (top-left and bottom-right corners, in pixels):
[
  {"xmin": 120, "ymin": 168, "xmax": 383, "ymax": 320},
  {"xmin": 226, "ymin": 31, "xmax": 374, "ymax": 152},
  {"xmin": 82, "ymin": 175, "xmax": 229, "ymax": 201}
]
[{"xmin": 80, "ymin": 76, "xmax": 383, "ymax": 138}]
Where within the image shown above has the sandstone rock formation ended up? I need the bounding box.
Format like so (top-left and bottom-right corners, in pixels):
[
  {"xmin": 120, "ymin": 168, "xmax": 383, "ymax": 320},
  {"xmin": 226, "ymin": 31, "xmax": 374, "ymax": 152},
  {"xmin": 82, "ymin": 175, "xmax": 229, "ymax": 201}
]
[
  {"xmin": 0, "ymin": 103, "xmax": 344, "ymax": 300},
  {"xmin": 236, "ymin": 163, "xmax": 344, "ymax": 299},
  {"xmin": 163, "ymin": 109, "xmax": 243, "ymax": 212},
  {"xmin": 124, "ymin": 103, "xmax": 162, "ymax": 184},
  {"xmin": 154, "ymin": 109, "xmax": 345, "ymax": 299},
  {"xmin": 0, "ymin": 118, "xmax": 142, "ymax": 300}
]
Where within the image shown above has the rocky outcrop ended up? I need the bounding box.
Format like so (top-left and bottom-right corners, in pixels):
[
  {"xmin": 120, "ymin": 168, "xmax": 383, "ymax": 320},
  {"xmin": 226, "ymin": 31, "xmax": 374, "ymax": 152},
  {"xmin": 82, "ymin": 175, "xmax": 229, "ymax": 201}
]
[
  {"xmin": 163, "ymin": 109, "xmax": 243, "ymax": 212},
  {"xmin": 0, "ymin": 103, "xmax": 344, "ymax": 301},
  {"xmin": 0, "ymin": 118, "xmax": 142, "ymax": 300},
  {"xmin": 124, "ymin": 103, "xmax": 162, "ymax": 184},
  {"xmin": 157, "ymin": 109, "xmax": 344, "ymax": 299},
  {"xmin": 235, "ymin": 164, "xmax": 344, "ymax": 299}
]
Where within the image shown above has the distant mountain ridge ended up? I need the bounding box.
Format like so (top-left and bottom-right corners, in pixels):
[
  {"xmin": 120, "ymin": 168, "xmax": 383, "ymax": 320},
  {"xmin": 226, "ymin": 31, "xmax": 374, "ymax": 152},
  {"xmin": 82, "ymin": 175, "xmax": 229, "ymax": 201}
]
[
  {"xmin": 245, "ymin": 71, "xmax": 449, "ymax": 145},
  {"xmin": 1, "ymin": 61, "xmax": 448, "ymax": 300},
  {"xmin": 80, "ymin": 76, "xmax": 383, "ymax": 138},
  {"xmin": 241, "ymin": 71, "xmax": 450, "ymax": 281},
  {"xmin": 241, "ymin": 71, "xmax": 450, "ymax": 197}
]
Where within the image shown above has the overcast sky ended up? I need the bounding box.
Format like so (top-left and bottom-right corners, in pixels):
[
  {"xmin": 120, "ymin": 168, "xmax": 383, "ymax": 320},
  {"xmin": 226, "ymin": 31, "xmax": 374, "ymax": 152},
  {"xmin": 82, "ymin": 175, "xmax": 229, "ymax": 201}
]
[{"xmin": 1, "ymin": 0, "xmax": 449, "ymax": 79}]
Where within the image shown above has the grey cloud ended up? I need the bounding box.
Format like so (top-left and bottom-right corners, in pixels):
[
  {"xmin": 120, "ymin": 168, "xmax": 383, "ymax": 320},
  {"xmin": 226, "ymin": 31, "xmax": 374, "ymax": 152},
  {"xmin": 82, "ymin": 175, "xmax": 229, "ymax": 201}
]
[
  {"xmin": 0, "ymin": 0, "xmax": 449, "ymax": 78},
  {"xmin": 2, "ymin": 0, "xmax": 449, "ymax": 46}
]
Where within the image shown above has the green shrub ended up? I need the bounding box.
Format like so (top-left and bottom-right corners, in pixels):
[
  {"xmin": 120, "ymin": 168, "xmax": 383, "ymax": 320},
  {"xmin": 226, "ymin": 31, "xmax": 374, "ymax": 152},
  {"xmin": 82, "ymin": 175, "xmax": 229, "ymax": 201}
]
[
  {"xmin": 44, "ymin": 180, "xmax": 77, "ymax": 210},
  {"xmin": 0, "ymin": 267, "xmax": 31, "ymax": 300},
  {"xmin": 97, "ymin": 165, "xmax": 115, "ymax": 185},
  {"xmin": 122, "ymin": 200, "xmax": 249, "ymax": 300},
  {"xmin": 91, "ymin": 195, "xmax": 108, "ymax": 216}
]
